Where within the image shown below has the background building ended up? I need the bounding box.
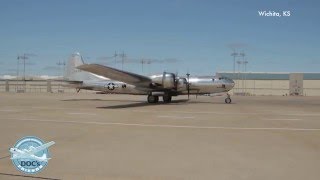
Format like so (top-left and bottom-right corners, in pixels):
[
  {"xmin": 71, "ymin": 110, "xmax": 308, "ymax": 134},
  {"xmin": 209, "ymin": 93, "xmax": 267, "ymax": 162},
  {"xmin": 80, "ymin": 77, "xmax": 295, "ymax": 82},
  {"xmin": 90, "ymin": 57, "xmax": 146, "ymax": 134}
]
[
  {"xmin": 1, "ymin": 72, "xmax": 320, "ymax": 96},
  {"xmin": 217, "ymin": 72, "xmax": 320, "ymax": 96}
]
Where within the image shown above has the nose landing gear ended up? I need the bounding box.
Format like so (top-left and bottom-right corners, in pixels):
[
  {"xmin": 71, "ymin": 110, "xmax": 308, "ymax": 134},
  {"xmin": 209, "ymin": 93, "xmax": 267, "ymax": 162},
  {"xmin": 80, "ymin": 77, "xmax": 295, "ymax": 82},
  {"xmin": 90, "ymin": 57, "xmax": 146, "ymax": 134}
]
[{"xmin": 225, "ymin": 93, "xmax": 232, "ymax": 104}]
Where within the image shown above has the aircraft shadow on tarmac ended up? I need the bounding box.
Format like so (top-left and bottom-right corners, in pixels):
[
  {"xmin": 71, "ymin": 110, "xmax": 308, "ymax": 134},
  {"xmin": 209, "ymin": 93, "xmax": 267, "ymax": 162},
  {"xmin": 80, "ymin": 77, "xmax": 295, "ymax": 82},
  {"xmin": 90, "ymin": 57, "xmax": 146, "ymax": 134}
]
[
  {"xmin": 96, "ymin": 99, "xmax": 232, "ymax": 109},
  {"xmin": 97, "ymin": 99, "xmax": 191, "ymax": 109},
  {"xmin": 186, "ymin": 100, "xmax": 233, "ymax": 105},
  {"xmin": 62, "ymin": 99, "xmax": 144, "ymax": 103},
  {"xmin": 62, "ymin": 98, "xmax": 233, "ymax": 109}
]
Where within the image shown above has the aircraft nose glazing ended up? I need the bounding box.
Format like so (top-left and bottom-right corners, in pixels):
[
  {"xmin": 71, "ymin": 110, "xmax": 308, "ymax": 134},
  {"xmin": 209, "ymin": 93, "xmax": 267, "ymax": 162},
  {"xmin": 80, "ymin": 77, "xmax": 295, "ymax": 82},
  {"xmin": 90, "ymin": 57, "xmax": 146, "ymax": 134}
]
[
  {"xmin": 230, "ymin": 79, "xmax": 235, "ymax": 87},
  {"xmin": 223, "ymin": 79, "xmax": 235, "ymax": 90}
]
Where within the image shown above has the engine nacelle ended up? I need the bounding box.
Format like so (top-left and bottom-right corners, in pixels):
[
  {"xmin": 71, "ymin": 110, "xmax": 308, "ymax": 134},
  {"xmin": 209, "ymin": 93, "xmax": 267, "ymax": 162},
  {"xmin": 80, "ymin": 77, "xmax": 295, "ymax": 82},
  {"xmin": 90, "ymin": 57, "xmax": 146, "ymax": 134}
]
[
  {"xmin": 162, "ymin": 72, "xmax": 176, "ymax": 89},
  {"xmin": 150, "ymin": 72, "xmax": 176, "ymax": 89},
  {"xmin": 177, "ymin": 78, "xmax": 187, "ymax": 91}
]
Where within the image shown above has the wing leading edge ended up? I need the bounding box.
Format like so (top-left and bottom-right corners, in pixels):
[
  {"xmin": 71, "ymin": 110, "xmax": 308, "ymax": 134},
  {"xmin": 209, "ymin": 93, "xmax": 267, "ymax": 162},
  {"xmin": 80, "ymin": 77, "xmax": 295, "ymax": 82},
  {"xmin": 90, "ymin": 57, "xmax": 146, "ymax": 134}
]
[{"xmin": 77, "ymin": 64, "xmax": 152, "ymax": 87}]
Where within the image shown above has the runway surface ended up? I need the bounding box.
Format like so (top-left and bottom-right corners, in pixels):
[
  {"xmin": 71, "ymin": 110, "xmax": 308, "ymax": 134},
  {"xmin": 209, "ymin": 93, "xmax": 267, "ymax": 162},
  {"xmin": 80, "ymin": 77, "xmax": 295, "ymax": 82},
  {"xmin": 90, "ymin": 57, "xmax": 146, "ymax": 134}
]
[{"xmin": 0, "ymin": 93, "xmax": 320, "ymax": 179}]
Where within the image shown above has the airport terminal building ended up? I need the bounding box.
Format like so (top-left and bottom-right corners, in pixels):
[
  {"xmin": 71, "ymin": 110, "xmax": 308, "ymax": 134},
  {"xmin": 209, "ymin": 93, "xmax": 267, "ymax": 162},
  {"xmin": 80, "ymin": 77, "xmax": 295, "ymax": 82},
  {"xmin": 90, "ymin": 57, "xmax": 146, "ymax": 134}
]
[{"xmin": 217, "ymin": 72, "xmax": 320, "ymax": 96}]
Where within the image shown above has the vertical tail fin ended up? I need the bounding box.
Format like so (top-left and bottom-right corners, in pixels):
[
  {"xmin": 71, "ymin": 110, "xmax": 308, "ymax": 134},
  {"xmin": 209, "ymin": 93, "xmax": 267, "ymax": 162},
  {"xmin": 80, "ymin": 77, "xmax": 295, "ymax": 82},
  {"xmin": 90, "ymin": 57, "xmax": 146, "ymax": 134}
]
[{"xmin": 64, "ymin": 52, "xmax": 102, "ymax": 81}]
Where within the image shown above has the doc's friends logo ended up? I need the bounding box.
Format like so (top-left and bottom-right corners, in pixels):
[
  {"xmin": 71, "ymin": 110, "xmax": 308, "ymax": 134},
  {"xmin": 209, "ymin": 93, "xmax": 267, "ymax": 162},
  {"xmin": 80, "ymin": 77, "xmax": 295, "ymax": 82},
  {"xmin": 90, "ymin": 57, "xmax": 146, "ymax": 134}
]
[{"xmin": 9, "ymin": 136, "xmax": 55, "ymax": 174}]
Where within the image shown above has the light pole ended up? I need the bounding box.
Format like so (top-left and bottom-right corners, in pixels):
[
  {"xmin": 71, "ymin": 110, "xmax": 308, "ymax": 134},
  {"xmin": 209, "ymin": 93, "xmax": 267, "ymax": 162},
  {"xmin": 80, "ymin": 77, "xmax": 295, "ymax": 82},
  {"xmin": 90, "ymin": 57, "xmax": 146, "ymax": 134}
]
[
  {"xmin": 231, "ymin": 51, "xmax": 238, "ymax": 78},
  {"xmin": 119, "ymin": 51, "xmax": 126, "ymax": 70},
  {"xmin": 57, "ymin": 60, "xmax": 66, "ymax": 91},
  {"xmin": 17, "ymin": 54, "xmax": 29, "ymax": 81},
  {"xmin": 17, "ymin": 53, "xmax": 36, "ymax": 92},
  {"xmin": 236, "ymin": 60, "xmax": 242, "ymax": 93},
  {"xmin": 231, "ymin": 51, "xmax": 239, "ymax": 95},
  {"xmin": 57, "ymin": 61, "xmax": 66, "ymax": 77},
  {"xmin": 239, "ymin": 52, "xmax": 245, "ymax": 94},
  {"xmin": 17, "ymin": 54, "xmax": 29, "ymax": 92},
  {"xmin": 16, "ymin": 56, "xmax": 19, "ymax": 78},
  {"xmin": 243, "ymin": 60, "xmax": 248, "ymax": 95},
  {"xmin": 113, "ymin": 51, "xmax": 118, "ymax": 66},
  {"xmin": 140, "ymin": 58, "xmax": 153, "ymax": 74}
]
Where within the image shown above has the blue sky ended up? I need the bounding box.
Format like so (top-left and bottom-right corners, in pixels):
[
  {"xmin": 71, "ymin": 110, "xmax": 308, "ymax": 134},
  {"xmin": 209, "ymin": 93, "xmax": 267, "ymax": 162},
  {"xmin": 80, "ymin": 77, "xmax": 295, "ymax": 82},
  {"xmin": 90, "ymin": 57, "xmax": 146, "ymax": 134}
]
[{"xmin": 0, "ymin": 0, "xmax": 319, "ymax": 76}]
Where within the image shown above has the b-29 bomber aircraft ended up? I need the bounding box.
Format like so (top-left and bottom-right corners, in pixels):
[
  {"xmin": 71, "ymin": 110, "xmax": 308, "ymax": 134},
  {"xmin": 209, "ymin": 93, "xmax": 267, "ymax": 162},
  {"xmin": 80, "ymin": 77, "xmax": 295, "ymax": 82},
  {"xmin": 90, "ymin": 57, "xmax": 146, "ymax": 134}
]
[{"xmin": 66, "ymin": 53, "xmax": 235, "ymax": 104}]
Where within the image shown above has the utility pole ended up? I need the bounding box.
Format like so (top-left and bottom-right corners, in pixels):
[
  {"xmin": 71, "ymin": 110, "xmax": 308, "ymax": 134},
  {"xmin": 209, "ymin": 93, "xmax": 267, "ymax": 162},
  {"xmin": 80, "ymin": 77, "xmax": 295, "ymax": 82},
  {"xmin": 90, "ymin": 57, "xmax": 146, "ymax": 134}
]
[
  {"xmin": 114, "ymin": 51, "xmax": 118, "ymax": 65},
  {"xmin": 119, "ymin": 51, "xmax": 126, "ymax": 70},
  {"xmin": 17, "ymin": 53, "xmax": 36, "ymax": 92},
  {"xmin": 57, "ymin": 60, "xmax": 66, "ymax": 77},
  {"xmin": 17, "ymin": 54, "xmax": 28, "ymax": 81},
  {"xmin": 57, "ymin": 60, "xmax": 66, "ymax": 92},
  {"xmin": 141, "ymin": 59, "xmax": 145, "ymax": 73},
  {"xmin": 231, "ymin": 51, "xmax": 238, "ymax": 78},
  {"xmin": 231, "ymin": 50, "xmax": 239, "ymax": 94},
  {"xmin": 16, "ymin": 56, "xmax": 19, "ymax": 78},
  {"xmin": 243, "ymin": 60, "xmax": 248, "ymax": 95},
  {"xmin": 17, "ymin": 54, "xmax": 29, "ymax": 92},
  {"xmin": 239, "ymin": 52, "xmax": 245, "ymax": 94},
  {"xmin": 140, "ymin": 59, "xmax": 152, "ymax": 74},
  {"xmin": 236, "ymin": 60, "xmax": 242, "ymax": 93}
]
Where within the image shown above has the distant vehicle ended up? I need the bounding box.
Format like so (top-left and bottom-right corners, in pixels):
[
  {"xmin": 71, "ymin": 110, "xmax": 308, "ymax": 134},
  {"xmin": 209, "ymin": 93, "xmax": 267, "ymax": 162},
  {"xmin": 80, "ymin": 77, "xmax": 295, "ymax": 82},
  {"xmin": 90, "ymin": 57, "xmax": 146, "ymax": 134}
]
[
  {"xmin": 66, "ymin": 53, "xmax": 235, "ymax": 103},
  {"xmin": 10, "ymin": 141, "xmax": 55, "ymax": 162}
]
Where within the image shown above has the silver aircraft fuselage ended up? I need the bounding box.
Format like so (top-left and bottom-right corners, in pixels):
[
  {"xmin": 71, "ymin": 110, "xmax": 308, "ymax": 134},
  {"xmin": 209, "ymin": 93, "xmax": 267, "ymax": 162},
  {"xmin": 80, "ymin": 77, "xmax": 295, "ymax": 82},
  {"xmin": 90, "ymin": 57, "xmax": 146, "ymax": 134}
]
[
  {"xmin": 78, "ymin": 76, "xmax": 235, "ymax": 95},
  {"xmin": 186, "ymin": 77, "xmax": 234, "ymax": 94}
]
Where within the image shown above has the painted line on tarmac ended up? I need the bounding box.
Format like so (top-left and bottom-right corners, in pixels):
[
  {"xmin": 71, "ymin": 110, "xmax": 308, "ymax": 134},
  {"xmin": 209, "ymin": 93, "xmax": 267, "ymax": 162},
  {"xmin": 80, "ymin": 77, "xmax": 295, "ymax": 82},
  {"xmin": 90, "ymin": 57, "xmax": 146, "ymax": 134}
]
[
  {"xmin": 157, "ymin": 115, "xmax": 195, "ymax": 119},
  {"xmin": 134, "ymin": 110, "xmax": 320, "ymax": 117},
  {"xmin": 4, "ymin": 117, "xmax": 320, "ymax": 131},
  {"xmin": 0, "ymin": 109, "xmax": 20, "ymax": 112},
  {"xmin": 67, "ymin": 112, "xmax": 97, "ymax": 116},
  {"xmin": 31, "ymin": 106, "xmax": 72, "ymax": 110},
  {"xmin": 262, "ymin": 118, "xmax": 302, "ymax": 121},
  {"xmin": 7, "ymin": 106, "xmax": 320, "ymax": 117}
]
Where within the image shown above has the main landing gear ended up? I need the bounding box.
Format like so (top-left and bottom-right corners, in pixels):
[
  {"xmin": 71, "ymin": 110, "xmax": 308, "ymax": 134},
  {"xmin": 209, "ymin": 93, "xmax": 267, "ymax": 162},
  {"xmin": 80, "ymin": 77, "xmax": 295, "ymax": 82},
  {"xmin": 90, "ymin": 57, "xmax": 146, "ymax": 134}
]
[
  {"xmin": 147, "ymin": 95, "xmax": 159, "ymax": 103},
  {"xmin": 147, "ymin": 94, "xmax": 172, "ymax": 103},
  {"xmin": 162, "ymin": 95, "xmax": 172, "ymax": 103},
  {"xmin": 225, "ymin": 93, "xmax": 232, "ymax": 104}
]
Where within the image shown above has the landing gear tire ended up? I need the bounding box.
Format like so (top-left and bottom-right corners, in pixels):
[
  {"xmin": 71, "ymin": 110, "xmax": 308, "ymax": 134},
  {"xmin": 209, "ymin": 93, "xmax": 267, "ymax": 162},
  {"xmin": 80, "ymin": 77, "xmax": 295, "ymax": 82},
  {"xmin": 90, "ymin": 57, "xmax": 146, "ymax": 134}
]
[
  {"xmin": 225, "ymin": 97, "xmax": 231, "ymax": 104},
  {"xmin": 163, "ymin": 95, "xmax": 172, "ymax": 103},
  {"xmin": 147, "ymin": 95, "xmax": 159, "ymax": 103}
]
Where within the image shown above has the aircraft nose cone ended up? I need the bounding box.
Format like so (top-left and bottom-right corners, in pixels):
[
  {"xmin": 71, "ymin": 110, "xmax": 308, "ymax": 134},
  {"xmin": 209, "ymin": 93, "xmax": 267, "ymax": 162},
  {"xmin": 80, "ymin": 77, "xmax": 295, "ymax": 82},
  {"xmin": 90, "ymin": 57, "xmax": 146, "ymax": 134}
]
[
  {"xmin": 230, "ymin": 79, "xmax": 235, "ymax": 87},
  {"xmin": 225, "ymin": 79, "xmax": 235, "ymax": 90}
]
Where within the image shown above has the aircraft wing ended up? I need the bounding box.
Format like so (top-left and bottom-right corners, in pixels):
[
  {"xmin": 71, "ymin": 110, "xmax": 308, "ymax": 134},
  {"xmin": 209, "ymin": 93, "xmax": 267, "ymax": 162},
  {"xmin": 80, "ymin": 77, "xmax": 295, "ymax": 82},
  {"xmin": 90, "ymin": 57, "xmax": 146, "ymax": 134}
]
[
  {"xmin": 77, "ymin": 64, "xmax": 152, "ymax": 87},
  {"xmin": 27, "ymin": 141, "xmax": 55, "ymax": 154}
]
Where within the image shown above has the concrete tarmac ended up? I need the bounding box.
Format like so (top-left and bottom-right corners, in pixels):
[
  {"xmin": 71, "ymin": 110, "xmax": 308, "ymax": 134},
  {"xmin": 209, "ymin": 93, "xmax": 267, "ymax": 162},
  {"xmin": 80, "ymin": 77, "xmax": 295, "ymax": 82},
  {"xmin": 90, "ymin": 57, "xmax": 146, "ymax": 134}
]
[{"xmin": 0, "ymin": 93, "xmax": 320, "ymax": 180}]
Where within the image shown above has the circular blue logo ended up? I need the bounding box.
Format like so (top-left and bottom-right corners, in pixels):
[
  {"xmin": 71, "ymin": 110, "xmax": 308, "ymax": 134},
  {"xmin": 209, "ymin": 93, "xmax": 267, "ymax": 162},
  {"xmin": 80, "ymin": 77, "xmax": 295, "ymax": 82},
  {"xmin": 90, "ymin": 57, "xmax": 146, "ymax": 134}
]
[{"xmin": 9, "ymin": 136, "xmax": 55, "ymax": 174}]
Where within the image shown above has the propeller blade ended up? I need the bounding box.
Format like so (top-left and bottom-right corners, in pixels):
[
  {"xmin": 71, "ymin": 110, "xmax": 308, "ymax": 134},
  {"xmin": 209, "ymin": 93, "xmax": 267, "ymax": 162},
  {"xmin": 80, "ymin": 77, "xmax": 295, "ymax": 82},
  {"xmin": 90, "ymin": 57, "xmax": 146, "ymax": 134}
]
[{"xmin": 186, "ymin": 73, "xmax": 190, "ymax": 99}]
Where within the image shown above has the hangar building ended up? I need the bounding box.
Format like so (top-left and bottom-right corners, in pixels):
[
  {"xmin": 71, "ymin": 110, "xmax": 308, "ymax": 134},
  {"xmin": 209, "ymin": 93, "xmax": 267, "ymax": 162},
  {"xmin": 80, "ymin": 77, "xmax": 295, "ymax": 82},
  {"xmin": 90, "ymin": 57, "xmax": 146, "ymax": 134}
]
[{"xmin": 217, "ymin": 72, "xmax": 320, "ymax": 96}]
